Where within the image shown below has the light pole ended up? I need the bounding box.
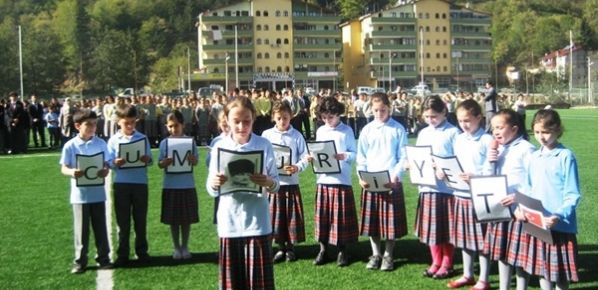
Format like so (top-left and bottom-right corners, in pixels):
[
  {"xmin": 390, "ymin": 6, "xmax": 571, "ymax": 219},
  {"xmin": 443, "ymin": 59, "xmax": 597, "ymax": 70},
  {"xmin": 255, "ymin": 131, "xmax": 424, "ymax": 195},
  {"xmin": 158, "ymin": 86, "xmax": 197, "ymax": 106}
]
[
  {"xmin": 419, "ymin": 27, "xmax": 424, "ymax": 85},
  {"xmin": 588, "ymin": 56, "xmax": 593, "ymax": 104},
  {"xmin": 388, "ymin": 50, "xmax": 392, "ymax": 92},
  {"xmin": 18, "ymin": 25, "xmax": 24, "ymax": 100},
  {"xmin": 225, "ymin": 53, "xmax": 230, "ymax": 95}
]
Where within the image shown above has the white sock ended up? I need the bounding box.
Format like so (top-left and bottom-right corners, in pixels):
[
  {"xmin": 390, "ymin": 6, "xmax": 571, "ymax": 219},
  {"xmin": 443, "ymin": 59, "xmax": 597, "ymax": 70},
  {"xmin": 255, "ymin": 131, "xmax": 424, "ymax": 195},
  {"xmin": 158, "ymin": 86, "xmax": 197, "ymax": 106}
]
[
  {"xmin": 498, "ymin": 261, "xmax": 513, "ymax": 290},
  {"xmin": 369, "ymin": 237, "xmax": 381, "ymax": 256},
  {"xmin": 515, "ymin": 267, "xmax": 529, "ymax": 290},
  {"xmin": 478, "ymin": 254, "xmax": 490, "ymax": 282},
  {"xmin": 462, "ymin": 249, "xmax": 474, "ymax": 278},
  {"xmin": 539, "ymin": 277, "xmax": 553, "ymax": 290},
  {"xmin": 383, "ymin": 240, "xmax": 395, "ymax": 258}
]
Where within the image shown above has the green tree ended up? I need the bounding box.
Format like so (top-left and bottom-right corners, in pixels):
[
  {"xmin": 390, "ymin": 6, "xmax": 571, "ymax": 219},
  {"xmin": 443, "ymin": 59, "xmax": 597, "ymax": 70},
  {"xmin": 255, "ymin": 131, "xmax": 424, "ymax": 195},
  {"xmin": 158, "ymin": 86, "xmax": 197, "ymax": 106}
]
[
  {"xmin": 0, "ymin": 17, "xmax": 19, "ymax": 95},
  {"xmin": 88, "ymin": 29, "xmax": 136, "ymax": 91}
]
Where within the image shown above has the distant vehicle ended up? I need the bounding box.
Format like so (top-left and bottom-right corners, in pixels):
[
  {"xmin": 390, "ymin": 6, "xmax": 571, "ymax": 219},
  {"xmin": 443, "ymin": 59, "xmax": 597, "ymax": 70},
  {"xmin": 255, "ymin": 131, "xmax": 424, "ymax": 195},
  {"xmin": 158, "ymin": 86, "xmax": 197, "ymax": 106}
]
[
  {"xmin": 371, "ymin": 87, "xmax": 386, "ymax": 94},
  {"xmin": 117, "ymin": 87, "xmax": 135, "ymax": 97},
  {"xmin": 304, "ymin": 87, "xmax": 316, "ymax": 95},
  {"xmin": 356, "ymin": 86, "xmax": 374, "ymax": 95},
  {"xmin": 197, "ymin": 85, "xmax": 223, "ymax": 98},
  {"xmin": 410, "ymin": 83, "xmax": 431, "ymax": 96}
]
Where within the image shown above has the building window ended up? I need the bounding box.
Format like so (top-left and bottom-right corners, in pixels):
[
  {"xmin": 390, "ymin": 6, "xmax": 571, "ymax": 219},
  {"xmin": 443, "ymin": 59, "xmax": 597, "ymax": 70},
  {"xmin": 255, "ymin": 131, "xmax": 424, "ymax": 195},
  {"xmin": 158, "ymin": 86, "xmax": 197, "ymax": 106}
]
[
  {"xmin": 265, "ymin": 67, "xmax": 270, "ymax": 72},
  {"xmin": 426, "ymin": 40, "xmax": 430, "ymax": 45},
  {"xmin": 426, "ymin": 53, "xmax": 430, "ymax": 58},
  {"xmin": 436, "ymin": 53, "xmax": 440, "ymax": 58},
  {"xmin": 425, "ymin": 13, "xmax": 430, "ymax": 19},
  {"xmin": 443, "ymin": 39, "xmax": 447, "ymax": 45},
  {"xmin": 236, "ymin": 11, "xmax": 241, "ymax": 16},
  {"xmin": 418, "ymin": 13, "xmax": 423, "ymax": 18},
  {"xmin": 257, "ymin": 53, "xmax": 262, "ymax": 59},
  {"xmin": 276, "ymin": 25, "xmax": 281, "ymax": 31},
  {"xmin": 436, "ymin": 66, "xmax": 441, "ymax": 72},
  {"xmin": 256, "ymin": 24, "xmax": 262, "ymax": 31},
  {"xmin": 212, "ymin": 12, "xmax": 217, "ymax": 16},
  {"xmin": 436, "ymin": 39, "xmax": 440, "ymax": 45},
  {"xmin": 276, "ymin": 38, "xmax": 281, "ymax": 44},
  {"xmin": 435, "ymin": 13, "xmax": 440, "ymax": 19},
  {"xmin": 442, "ymin": 13, "xmax": 447, "ymax": 19},
  {"xmin": 214, "ymin": 68, "xmax": 219, "ymax": 73},
  {"xmin": 275, "ymin": 10, "xmax": 281, "ymax": 17},
  {"xmin": 283, "ymin": 24, "xmax": 288, "ymax": 31},
  {"xmin": 264, "ymin": 25, "xmax": 269, "ymax": 31},
  {"xmin": 284, "ymin": 10, "xmax": 288, "ymax": 17},
  {"xmin": 265, "ymin": 39, "xmax": 270, "ymax": 45},
  {"xmin": 256, "ymin": 11, "xmax": 261, "ymax": 17},
  {"xmin": 324, "ymin": 25, "xmax": 329, "ymax": 30},
  {"xmin": 265, "ymin": 53, "xmax": 270, "ymax": 59},
  {"xmin": 285, "ymin": 66, "xmax": 290, "ymax": 72},
  {"xmin": 256, "ymin": 38, "xmax": 262, "ymax": 45},
  {"xmin": 277, "ymin": 66, "xmax": 282, "ymax": 72},
  {"xmin": 443, "ymin": 66, "xmax": 448, "ymax": 72},
  {"xmin": 263, "ymin": 11, "xmax": 269, "ymax": 17},
  {"xmin": 443, "ymin": 53, "xmax": 447, "ymax": 58},
  {"xmin": 224, "ymin": 11, "xmax": 231, "ymax": 16},
  {"xmin": 257, "ymin": 67, "xmax": 262, "ymax": 73},
  {"xmin": 284, "ymin": 52, "xmax": 289, "ymax": 58},
  {"xmin": 443, "ymin": 26, "xmax": 447, "ymax": 32},
  {"xmin": 284, "ymin": 38, "xmax": 289, "ymax": 44},
  {"xmin": 426, "ymin": 26, "xmax": 430, "ymax": 32},
  {"xmin": 277, "ymin": 52, "xmax": 282, "ymax": 59}
]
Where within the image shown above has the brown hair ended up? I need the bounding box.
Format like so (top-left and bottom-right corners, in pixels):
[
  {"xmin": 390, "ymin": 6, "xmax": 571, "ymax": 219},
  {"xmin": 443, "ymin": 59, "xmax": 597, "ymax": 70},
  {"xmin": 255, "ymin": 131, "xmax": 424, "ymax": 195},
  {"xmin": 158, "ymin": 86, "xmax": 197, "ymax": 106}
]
[
  {"xmin": 532, "ymin": 109, "xmax": 564, "ymax": 138},
  {"xmin": 370, "ymin": 92, "xmax": 391, "ymax": 107},
  {"xmin": 271, "ymin": 101, "xmax": 292, "ymax": 120},
  {"xmin": 224, "ymin": 96, "xmax": 256, "ymax": 120}
]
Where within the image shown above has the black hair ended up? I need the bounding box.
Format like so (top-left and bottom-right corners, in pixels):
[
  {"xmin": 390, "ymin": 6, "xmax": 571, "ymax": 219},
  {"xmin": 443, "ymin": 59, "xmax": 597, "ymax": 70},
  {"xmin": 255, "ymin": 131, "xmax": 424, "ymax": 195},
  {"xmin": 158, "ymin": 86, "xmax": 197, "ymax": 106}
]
[
  {"xmin": 493, "ymin": 109, "xmax": 528, "ymax": 140},
  {"xmin": 115, "ymin": 103, "xmax": 138, "ymax": 119},
  {"xmin": 532, "ymin": 109, "xmax": 564, "ymax": 138},
  {"xmin": 317, "ymin": 96, "xmax": 345, "ymax": 116},
  {"xmin": 456, "ymin": 99, "xmax": 482, "ymax": 117},
  {"xmin": 421, "ymin": 95, "xmax": 446, "ymax": 114},
  {"xmin": 166, "ymin": 110, "xmax": 184, "ymax": 125},
  {"xmin": 73, "ymin": 108, "xmax": 97, "ymax": 124}
]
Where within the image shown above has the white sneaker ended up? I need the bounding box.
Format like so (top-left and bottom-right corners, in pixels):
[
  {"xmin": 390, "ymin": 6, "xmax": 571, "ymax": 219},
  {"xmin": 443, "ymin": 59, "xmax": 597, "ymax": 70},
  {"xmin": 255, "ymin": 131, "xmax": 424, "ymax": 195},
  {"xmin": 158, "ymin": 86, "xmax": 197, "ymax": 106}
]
[
  {"xmin": 181, "ymin": 247, "xmax": 192, "ymax": 259},
  {"xmin": 173, "ymin": 248, "xmax": 182, "ymax": 260}
]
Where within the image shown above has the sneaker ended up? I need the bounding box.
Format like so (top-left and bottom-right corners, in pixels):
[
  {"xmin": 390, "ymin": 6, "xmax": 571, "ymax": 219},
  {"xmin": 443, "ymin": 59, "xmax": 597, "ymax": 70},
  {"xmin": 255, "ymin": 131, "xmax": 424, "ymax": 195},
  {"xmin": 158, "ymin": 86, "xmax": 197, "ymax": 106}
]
[
  {"xmin": 433, "ymin": 267, "xmax": 455, "ymax": 279},
  {"xmin": 181, "ymin": 247, "xmax": 192, "ymax": 260},
  {"xmin": 137, "ymin": 254, "xmax": 151, "ymax": 263},
  {"xmin": 469, "ymin": 281, "xmax": 491, "ymax": 290},
  {"xmin": 380, "ymin": 256, "xmax": 394, "ymax": 271},
  {"xmin": 447, "ymin": 276, "xmax": 476, "ymax": 288},
  {"xmin": 173, "ymin": 248, "xmax": 182, "ymax": 260},
  {"xmin": 285, "ymin": 250, "xmax": 297, "ymax": 262},
  {"xmin": 366, "ymin": 255, "xmax": 382, "ymax": 270},
  {"xmin": 71, "ymin": 264, "xmax": 86, "ymax": 274},
  {"xmin": 313, "ymin": 251, "xmax": 327, "ymax": 266},
  {"xmin": 273, "ymin": 250, "xmax": 286, "ymax": 263},
  {"xmin": 337, "ymin": 252, "xmax": 349, "ymax": 267}
]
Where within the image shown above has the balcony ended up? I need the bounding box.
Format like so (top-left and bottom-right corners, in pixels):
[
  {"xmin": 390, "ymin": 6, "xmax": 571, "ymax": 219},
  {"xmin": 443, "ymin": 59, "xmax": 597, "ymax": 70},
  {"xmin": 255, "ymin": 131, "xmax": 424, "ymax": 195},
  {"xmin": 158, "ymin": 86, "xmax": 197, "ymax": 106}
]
[
  {"xmin": 200, "ymin": 16, "xmax": 253, "ymax": 24},
  {"xmin": 371, "ymin": 17, "xmax": 416, "ymax": 24},
  {"xmin": 202, "ymin": 44, "xmax": 254, "ymax": 51},
  {"xmin": 294, "ymin": 57, "xmax": 336, "ymax": 65},
  {"xmin": 201, "ymin": 30, "xmax": 253, "ymax": 38},
  {"xmin": 371, "ymin": 30, "xmax": 416, "ymax": 37},
  {"xmin": 451, "ymin": 44, "xmax": 492, "ymax": 51},
  {"xmin": 191, "ymin": 72, "xmax": 254, "ymax": 81},
  {"xmin": 203, "ymin": 58, "xmax": 254, "ymax": 65},
  {"xmin": 293, "ymin": 43, "xmax": 342, "ymax": 50},
  {"xmin": 450, "ymin": 17, "xmax": 491, "ymax": 25},
  {"xmin": 370, "ymin": 43, "xmax": 417, "ymax": 51},
  {"xmin": 370, "ymin": 57, "xmax": 417, "ymax": 64},
  {"xmin": 292, "ymin": 16, "xmax": 341, "ymax": 23},
  {"xmin": 451, "ymin": 31, "xmax": 491, "ymax": 38},
  {"xmin": 370, "ymin": 71, "xmax": 418, "ymax": 79},
  {"xmin": 294, "ymin": 30, "xmax": 341, "ymax": 37},
  {"xmin": 452, "ymin": 58, "xmax": 493, "ymax": 64}
]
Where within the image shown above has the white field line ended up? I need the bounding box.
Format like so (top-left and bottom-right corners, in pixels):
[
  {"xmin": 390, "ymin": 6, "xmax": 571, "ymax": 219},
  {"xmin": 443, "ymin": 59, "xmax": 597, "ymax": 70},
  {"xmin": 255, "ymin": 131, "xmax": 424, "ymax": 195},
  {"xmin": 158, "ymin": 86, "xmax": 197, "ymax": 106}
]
[{"xmin": 96, "ymin": 172, "xmax": 114, "ymax": 290}]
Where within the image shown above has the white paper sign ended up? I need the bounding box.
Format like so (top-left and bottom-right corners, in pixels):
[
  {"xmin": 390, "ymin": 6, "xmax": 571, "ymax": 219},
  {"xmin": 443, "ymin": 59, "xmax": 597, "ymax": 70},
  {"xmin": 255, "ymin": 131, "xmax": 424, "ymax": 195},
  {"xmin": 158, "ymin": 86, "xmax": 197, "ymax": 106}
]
[
  {"xmin": 405, "ymin": 145, "xmax": 436, "ymax": 186},
  {"xmin": 358, "ymin": 170, "xmax": 391, "ymax": 193},
  {"xmin": 217, "ymin": 148, "xmax": 264, "ymax": 194},
  {"xmin": 76, "ymin": 152, "xmax": 105, "ymax": 187},
  {"xmin": 470, "ymin": 175, "xmax": 512, "ymax": 222},
  {"xmin": 166, "ymin": 137, "xmax": 194, "ymax": 174},
  {"xmin": 432, "ymin": 155, "xmax": 469, "ymax": 191},
  {"xmin": 307, "ymin": 140, "xmax": 341, "ymax": 174},
  {"xmin": 119, "ymin": 138, "xmax": 147, "ymax": 169},
  {"xmin": 272, "ymin": 143, "xmax": 292, "ymax": 176}
]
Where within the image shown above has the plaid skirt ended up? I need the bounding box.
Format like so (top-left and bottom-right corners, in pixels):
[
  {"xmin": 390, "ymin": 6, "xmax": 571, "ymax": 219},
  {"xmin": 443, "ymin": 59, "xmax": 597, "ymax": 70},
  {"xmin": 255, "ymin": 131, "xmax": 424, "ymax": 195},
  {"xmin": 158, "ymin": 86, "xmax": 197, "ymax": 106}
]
[
  {"xmin": 315, "ymin": 184, "xmax": 358, "ymax": 246},
  {"xmin": 414, "ymin": 192, "xmax": 454, "ymax": 245},
  {"xmin": 520, "ymin": 232, "xmax": 578, "ymax": 282},
  {"xmin": 359, "ymin": 185, "xmax": 408, "ymax": 240},
  {"xmin": 451, "ymin": 197, "xmax": 487, "ymax": 251},
  {"xmin": 161, "ymin": 188, "xmax": 199, "ymax": 225},
  {"xmin": 483, "ymin": 220, "xmax": 517, "ymax": 262},
  {"xmin": 505, "ymin": 220, "xmax": 526, "ymax": 267},
  {"xmin": 219, "ymin": 235, "xmax": 274, "ymax": 290},
  {"xmin": 268, "ymin": 185, "xmax": 306, "ymax": 244}
]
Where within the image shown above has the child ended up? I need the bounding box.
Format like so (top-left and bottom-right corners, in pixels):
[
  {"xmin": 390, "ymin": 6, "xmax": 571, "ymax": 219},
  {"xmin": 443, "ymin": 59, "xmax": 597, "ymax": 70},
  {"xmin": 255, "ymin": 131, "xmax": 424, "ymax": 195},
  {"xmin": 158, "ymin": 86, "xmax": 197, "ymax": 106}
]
[
  {"xmin": 45, "ymin": 105, "xmax": 60, "ymax": 149},
  {"xmin": 207, "ymin": 111, "xmax": 230, "ymax": 224},
  {"xmin": 483, "ymin": 109, "xmax": 535, "ymax": 290},
  {"xmin": 157, "ymin": 110, "xmax": 199, "ymax": 260},
  {"xmin": 446, "ymin": 99, "xmax": 493, "ymax": 289},
  {"xmin": 207, "ymin": 97, "xmax": 279, "ymax": 290},
  {"xmin": 262, "ymin": 101, "xmax": 309, "ymax": 262},
  {"xmin": 308, "ymin": 96, "xmax": 358, "ymax": 267},
  {"xmin": 516, "ymin": 109, "xmax": 580, "ymax": 290},
  {"xmin": 356, "ymin": 93, "xmax": 408, "ymax": 271},
  {"xmin": 415, "ymin": 95, "xmax": 460, "ymax": 279},
  {"xmin": 59, "ymin": 109, "xmax": 112, "ymax": 274},
  {"xmin": 107, "ymin": 104, "xmax": 153, "ymax": 266}
]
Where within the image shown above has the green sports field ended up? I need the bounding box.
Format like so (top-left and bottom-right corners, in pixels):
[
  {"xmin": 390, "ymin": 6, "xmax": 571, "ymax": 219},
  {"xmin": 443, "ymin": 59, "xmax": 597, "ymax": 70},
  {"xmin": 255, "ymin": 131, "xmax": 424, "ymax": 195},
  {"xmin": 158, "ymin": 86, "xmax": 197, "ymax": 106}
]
[{"xmin": 1, "ymin": 109, "xmax": 596, "ymax": 289}]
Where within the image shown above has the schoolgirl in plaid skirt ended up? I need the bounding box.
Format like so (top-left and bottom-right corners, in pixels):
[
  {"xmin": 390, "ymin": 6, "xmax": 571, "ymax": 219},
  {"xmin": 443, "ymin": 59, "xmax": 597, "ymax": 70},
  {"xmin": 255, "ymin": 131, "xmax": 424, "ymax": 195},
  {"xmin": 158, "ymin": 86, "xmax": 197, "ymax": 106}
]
[
  {"xmin": 262, "ymin": 101, "xmax": 309, "ymax": 263},
  {"xmin": 309, "ymin": 96, "xmax": 358, "ymax": 267},
  {"xmin": 207, "ymin": 98, "xmax": 280, "ymax": 290},
  {"xmin": 413, "ymin": 95, "xmax": 460, "ymax": 279},
  {"xmin": 446, "ymin": 100, "xmax": 494, "ymax": 290},
  {"xmin": 515, "ymin": 109, "xmax": 581, "ymax": 290},
  {"xmin": 356, "ymin": 93, "xmax": 408, "ymax": 271},
  {"xmin": 158, "ymin": 111, "xmax": 199, "ymax": 260},
  {"xmin": 484, "ymin": 109, "xmax": 535, "ymax": 290}
]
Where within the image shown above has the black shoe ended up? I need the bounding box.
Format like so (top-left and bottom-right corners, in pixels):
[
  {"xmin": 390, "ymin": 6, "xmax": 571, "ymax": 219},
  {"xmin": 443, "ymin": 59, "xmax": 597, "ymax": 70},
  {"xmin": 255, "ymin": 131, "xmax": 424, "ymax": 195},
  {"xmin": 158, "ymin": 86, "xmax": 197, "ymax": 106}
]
[
  {"xmin": 337, "ymin": 252, "xmax": 349, "ymax": 267},
  {"xmin": 273, "ymin": 250, "xmax": 285, "ymax": 263},
  {"xmin": 285, "ymin": 250, "xmax": 297, "ymax": 262},
  {"xmin": 71, "ymin": 264, "xmax": 86, "ymax": 274},
  {"xmin": 136, "ymin": 254, "xmax": 151, "ymax": 263},
  {"xmin": 433, "ymin": 267, "xmax": 455, "ymax": 279},
  {"xmin": 313, "ymin": 251, "xmax": 327, "ymax": 266},
  {"xmin": 114, "ymin": 257, "xmax": 129, "ymax": 267},
  {"xmin": 97, "ymin": 262, "xmax": 113, "ymax": 270}
]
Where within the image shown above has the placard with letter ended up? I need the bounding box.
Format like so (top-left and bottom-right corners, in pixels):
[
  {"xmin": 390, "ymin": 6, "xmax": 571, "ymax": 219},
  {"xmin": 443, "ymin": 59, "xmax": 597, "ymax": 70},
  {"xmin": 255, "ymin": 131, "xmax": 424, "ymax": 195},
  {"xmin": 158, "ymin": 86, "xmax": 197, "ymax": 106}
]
[
  {"xmin": 118, "ymin": 138, "xmax": 147, "ymax": 169},
  {"xmin": 76, "ymin": 152, "xmax": 105, "ymax": 187},
  {"xmin": 405, "ymin": 145, "xmax": 436, "ymax": 186},
  {"xmin": 217, "ymin": 148, "xmax": 264, "ymax": 195},
  {"xmin": 272, "ymin": 143, "xmax": 292, "ymax": 176},
  {"xmin": 358, "ymin": 170, "xmax": 391, "ymax": 193},
  {"xmin": 470, "ymin": 175, "xmax": 512, "ymax": 222},
  {"xmin": 165, "ymin": 137, "xmax": 195, "ymax": 174},
  {"xmin": 306, "ymin": 140, "xmax": 341, "ymax": 174},
  {"xmin": 431, "ymin": 155, "xmax": 469, "ymax": 191},
  {"xmin": 515, "ymin": 192, "xmax": 554, "ymax": 244}
]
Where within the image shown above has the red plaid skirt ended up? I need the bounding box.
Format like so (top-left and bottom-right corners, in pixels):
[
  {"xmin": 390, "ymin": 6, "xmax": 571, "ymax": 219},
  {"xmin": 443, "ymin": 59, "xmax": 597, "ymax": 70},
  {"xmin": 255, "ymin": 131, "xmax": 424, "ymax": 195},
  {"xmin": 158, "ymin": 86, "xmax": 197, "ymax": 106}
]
[
  {"xmin": 483, "ymin": 220, "xmax": 517, "ymax": 262},
  {"xmin": 520, "ymin": 232, "xmax": 578, "ymax": 282},
  {"xmin": 451, "ymin": 197, "xmax": 486, "ymax": 251},
  {"xmin": 160, "ymin": 188, "xmax": 199, "ymax": 225},
  {"xmin": 315, "ymin": 184, "xmax": 359, "ymax": 246},
  {"xmin": 268, "ymin": 185, "xmax": 306, "ymax": 244},
  {"xmin": 505, "ymin": 220, "xmax": 526, "ymax": 267},
  {"xmin": 219, "ymin": 235, "xmax": 274, "ymax": 290},
  {"xmin": 414, "ymin": 192, "xmax": 454, "ymax": 245},
  {"xmin": 359, "ymin": 185, "xmax": 408, "ymax": 240}
]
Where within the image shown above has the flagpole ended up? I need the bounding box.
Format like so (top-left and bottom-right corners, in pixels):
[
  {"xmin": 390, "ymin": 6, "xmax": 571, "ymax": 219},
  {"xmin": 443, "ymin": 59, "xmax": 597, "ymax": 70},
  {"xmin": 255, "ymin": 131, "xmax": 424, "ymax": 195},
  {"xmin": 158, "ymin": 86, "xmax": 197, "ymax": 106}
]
[
  {"xmin": 235, "ymin": 25, "xmax": 239, "ymax": 89},
  {"xmin": 569, "ymin": 30, "xmax": 573, "ymax": 102},
  {"xmin": 18, "ymin": 25, "xmax": 24, "ymax": 100}
]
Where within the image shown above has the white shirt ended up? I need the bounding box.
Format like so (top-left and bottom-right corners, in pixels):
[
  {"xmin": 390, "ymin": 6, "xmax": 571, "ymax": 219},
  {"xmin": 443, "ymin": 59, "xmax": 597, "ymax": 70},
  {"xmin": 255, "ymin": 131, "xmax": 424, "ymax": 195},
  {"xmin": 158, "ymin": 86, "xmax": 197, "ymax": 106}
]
[
  {"xmin": 314, "ymin": 122, "xmax": 356, "ymax": 186},
  {"xmin": 262, "ymin": 126, "xmax": 308, "ymax": 186}
]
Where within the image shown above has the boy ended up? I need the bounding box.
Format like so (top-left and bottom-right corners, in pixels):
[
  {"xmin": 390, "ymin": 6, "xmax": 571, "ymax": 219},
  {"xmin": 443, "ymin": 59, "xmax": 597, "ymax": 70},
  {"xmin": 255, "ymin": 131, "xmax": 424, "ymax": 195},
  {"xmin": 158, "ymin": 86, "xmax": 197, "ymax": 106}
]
[
  {"xmin": 60, "ymin": 109, "xmax": 112, "ymax": 274},
  {"xmin": 107, "ymin": 104, "xmax": 152, "ymax": 266}
]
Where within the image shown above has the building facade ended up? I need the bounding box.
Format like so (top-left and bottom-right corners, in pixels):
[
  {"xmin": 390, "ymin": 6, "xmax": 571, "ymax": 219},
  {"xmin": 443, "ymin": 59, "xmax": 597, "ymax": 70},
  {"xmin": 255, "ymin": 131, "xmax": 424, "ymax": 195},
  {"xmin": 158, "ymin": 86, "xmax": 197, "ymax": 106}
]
[
  {"xmin": 341, "ymin": 0, "xmax": 492, "ymax": 92},
  {"xmin": 540, "ymin": 43, "xmax": 589, "ymax": 88},
  {"xmin": 195, "ymin": 0, "xmax": 341, "ymax": 92}
]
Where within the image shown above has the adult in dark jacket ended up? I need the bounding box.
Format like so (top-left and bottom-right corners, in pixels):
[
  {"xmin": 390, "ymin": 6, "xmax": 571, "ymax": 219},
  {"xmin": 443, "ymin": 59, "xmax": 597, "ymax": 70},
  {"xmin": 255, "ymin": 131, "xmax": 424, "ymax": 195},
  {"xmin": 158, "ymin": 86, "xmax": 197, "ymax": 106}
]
[
  {"xmin": 29, "ymin": 94, "xmax": 46, "ymax": 148},
  {"xmin": 483, "ymin": 81, "xmax": 497, "ymax": 132}
]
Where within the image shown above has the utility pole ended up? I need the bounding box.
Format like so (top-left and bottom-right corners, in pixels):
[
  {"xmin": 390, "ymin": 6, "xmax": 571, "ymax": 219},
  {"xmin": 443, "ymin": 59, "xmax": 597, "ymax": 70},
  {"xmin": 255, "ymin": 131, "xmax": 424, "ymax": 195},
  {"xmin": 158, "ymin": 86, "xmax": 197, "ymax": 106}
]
[{"xmin": 18, "ymin": 25, "xmax": 24, "ymax": 100}]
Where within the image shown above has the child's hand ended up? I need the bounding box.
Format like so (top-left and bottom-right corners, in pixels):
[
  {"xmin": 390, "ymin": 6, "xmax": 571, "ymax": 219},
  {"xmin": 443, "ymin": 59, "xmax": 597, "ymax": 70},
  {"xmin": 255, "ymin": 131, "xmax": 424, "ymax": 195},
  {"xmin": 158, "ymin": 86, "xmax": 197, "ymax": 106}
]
[
  {"xmin": 305, "ymin": 154, "xmax": 314, "ymax": 162},
  {"xmin": 97, "ymin": 168, "xmax": 109, "ymax": 178},
  {"xmin": 187, "ymin": 155, "xmax": 198, "ymax": 165},
  {"xmin": 403, "ymin": 163, "xmax": 410, "ymax": 171},
  {"xmin": 384, "ymin": 176, "xmax": 401, "ymax": 190},
  {"xmin": 160, "ymin": 158, "xmax": 173, "ymax": 168},
  {"xmin": 140, "ymin": 155, "xmax": 151, "ymax": 164},
  {"xmin": 500, "ymin": 194, "xmax": 515, "ymax": 207},
  {"xmin": 283, "ymin": 165, "xmax": 298, "ymax": 175},
  {"xmin": 488, "ymin": 148, "xmax": 498, "ymax": 162},
  {"xmin": 335, "ymin": 153, "xmax": 346, "ymax": 161},
  {"xmin": 114, "ymin": 158, "xmax": 126, "ymax": 167},
  {"xmin": 459, "ymin": 173, "xmax": 472, "ymax": 184},
  {"xmin": 544, "ymin": 215, "xmax": 560, "ymax": 229},
  {"xmin": 435, "ymin": 169, "xmax": 445, "ymax": 180},
  {"xmin": 210, "ymin": 172, "xmax": 228, "ymax": 189},
  {"xmin": 73, "ymin": 169, "xmax": 83, "ymax": 178},
  {"xmin": 249, "ymin": 174, "xmax": 272, "ymax": 188},
  {"xmin": 359, "ymin": 179, "xmax": 369, "ymax": 189},
  {"xmin": 513, "ymin": 207, "xmax": 526, "ymax": 221}
]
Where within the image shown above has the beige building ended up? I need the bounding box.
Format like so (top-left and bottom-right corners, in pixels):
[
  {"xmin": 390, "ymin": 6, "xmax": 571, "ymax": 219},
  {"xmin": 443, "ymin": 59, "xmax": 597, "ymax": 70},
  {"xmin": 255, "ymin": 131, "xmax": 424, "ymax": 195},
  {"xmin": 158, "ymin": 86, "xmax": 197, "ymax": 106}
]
[
  {"xmin": 341, "ymin": 0, "xmax": 492, "ymax": 92},
  {"xmin": 195, "ymin": 0, "xmax": 341, "ymax": 92}
]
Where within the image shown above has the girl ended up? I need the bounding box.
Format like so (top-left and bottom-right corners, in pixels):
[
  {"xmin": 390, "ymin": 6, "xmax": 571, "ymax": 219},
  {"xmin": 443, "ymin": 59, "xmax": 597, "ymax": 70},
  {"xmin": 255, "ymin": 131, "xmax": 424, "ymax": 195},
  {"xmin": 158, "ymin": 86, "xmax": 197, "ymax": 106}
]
[
  {"xmin": 262, "ymin": 101, "xmax": 309, "ymax": 262},
  {"xmin": 446, "ymin": 99, "xmax": 493, "ymax": 290},
  {"xmin": 207, "ymin": 111, "xmax": 230, "ymax": 225},
  {"xmin": 356, "ymin": 93, "xmax": 408, "ymax": 271},
  {"xmin": 309, "ymin": 96, "xmax": 358, "ymax": 267},
  {"xmin": 516, "ymin": 109, "xmax": 580, "ymax": 290},
  {"xmin": 484, "ymin": 109, "xmax": 535, "ymax": 290},
  {"xmin": 207, "ymin": 97, "xmax": 279, "ymax": 290},
  {"xmin": 415, "ymin": 95, "xmax": 460, "ymax": 279},
  {"xmin": 158, "ymin": 110, "xmax": 199, "ymax": 260}
]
